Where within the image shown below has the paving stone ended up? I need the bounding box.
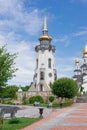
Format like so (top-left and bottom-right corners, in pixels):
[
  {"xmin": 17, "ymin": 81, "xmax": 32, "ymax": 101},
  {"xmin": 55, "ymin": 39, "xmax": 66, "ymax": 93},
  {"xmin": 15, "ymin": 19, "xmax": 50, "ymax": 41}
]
[{"xmin": 21, "ymin": 103, "xmax": 87, "ymax": 130}]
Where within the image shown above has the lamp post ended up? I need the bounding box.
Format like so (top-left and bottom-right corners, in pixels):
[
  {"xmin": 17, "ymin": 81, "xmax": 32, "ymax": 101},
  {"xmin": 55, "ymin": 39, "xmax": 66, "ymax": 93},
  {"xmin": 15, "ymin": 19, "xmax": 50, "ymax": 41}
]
[{"xmin": 39, "ymin": 108, "xmax": 44, "ymax": 118}]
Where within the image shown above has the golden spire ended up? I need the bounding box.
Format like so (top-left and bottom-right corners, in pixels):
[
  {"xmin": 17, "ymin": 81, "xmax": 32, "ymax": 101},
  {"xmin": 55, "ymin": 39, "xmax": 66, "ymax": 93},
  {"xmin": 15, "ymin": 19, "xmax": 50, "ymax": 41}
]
[
  {"xmin": 43, "ymin": 16, "xmax": 47, "ymax": 31},
  {"xmin": 75, "ymin": 58, "xmax": 79, "ymax": 65},
  {"xmin": 38, "ymin": 16, "xmax": 52, "ymax": 41},
  {"xmin": 83, "ymin": 45, "xmax": 87, "ymax": 57}
]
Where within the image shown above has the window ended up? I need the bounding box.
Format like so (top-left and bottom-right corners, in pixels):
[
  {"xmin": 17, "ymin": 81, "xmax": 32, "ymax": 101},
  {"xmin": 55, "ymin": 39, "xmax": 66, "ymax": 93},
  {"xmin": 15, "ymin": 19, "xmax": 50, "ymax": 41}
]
[
  {"xmin": 36, "ymin": 59, "xmax": 38, "ymax": 68},
  {"xmin": 48, "ymin": 58, "xmax": 51, "ymax": 68},
  {"xmin": 40, "ymin": 84, "xmax": 43, "ymax": 91},
  {"xmin": 40, "ymin": 71, "xmax": 44, "ymax": 80},
  {"xmin": 49, "ymin": 82, "xmax": 52, "ymax": 87},
  {"xmin": 35, "ymin": 82, "xmax": 36, "ymax": 88},
  {"xmin": 54, "ymin": 73, "xmax": 57, "ymax": 80}
]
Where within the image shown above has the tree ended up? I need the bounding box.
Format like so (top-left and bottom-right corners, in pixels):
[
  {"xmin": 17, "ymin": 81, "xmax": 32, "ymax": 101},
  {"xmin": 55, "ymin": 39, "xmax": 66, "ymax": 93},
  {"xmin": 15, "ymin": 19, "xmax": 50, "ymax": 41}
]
[
  {"xmin": 0, "ymin": 45, "xmax": 18, "ymax": 96},
  {"xmin": 49, "ymin": 96, "xmax": 54, "ymax": 102},
  {"xmin": 52, "ymin": 78, "xmax": 78, "ymax": 99},
  {"xmin": 22, "ymin": 85, "xmax": 30, "ymax": 91},
  {"xmin": 1, "ymin": 85, "xmax": 18, "ymax": 99}
]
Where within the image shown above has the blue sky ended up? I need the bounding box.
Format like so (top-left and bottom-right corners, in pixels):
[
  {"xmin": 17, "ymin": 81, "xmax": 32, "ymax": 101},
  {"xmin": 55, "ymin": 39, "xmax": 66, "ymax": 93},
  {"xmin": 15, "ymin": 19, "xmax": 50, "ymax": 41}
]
[{"xmin": 0, "ymin": 0, "xmax": 87, "ymax": 86}]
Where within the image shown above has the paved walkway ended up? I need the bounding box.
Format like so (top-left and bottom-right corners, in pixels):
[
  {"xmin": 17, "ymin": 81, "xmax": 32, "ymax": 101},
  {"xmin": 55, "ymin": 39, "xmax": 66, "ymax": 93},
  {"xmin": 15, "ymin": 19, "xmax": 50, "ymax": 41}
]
[{"xmin": 21, "ymin": 103, "xmax": 87, "ymax": 130}]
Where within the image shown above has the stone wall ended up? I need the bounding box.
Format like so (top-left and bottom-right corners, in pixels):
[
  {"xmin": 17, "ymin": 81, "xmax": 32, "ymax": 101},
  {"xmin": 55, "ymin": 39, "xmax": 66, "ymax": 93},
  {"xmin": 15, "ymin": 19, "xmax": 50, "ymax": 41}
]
[{"xmin": 17, "ymin": 91, "xmax": 53, "ymax": 102}]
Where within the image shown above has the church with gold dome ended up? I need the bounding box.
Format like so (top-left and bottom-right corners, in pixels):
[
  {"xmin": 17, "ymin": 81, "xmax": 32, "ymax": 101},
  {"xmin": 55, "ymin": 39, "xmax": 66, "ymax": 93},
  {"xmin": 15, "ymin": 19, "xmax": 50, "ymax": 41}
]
[
  {"xmin": 27, "ymin": 16, "xmax": 57, "ymax": 99},
  {"xmin": 73, "ymin": 45, "xmax": 87, "ymax": 92}
]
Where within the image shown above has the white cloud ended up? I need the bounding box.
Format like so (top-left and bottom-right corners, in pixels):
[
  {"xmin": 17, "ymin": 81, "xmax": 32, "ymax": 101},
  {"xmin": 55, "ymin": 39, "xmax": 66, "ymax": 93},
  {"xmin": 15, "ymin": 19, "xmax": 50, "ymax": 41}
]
[
  {"xmin": 1, "ymin": 0, "xmax": 85, "ymax": 86},
  {"xmin": 0, "ymin": 32, "xmax": 36, "ymax": 86},
  {"xmin": 0, "ymin": 0, "xmax": 44, "ymax": 86},
  {"xmin": 0, "ymin": 0, "xmax": 43, "ymax": 35},
  {"xmin": 53, "ymin": 35, "xmax": 71, "ymax": 47},
  {"xmin": 55, "ymin": 56, "xmax": 74, "ymax": 78},
  {"xmin": 55, "ymin": 54, "xmax": 84, "ymax": 79},
  {"xmin": 55, "ymin": 55, "xmax": 84, "ymax": 78},
  {"xmin": 53, "ymin": 35, "xmax": 68, "ymax": 43},
  {"xmin": 73, "ymin": 29, "xmax": 87, "ymax": 37}
]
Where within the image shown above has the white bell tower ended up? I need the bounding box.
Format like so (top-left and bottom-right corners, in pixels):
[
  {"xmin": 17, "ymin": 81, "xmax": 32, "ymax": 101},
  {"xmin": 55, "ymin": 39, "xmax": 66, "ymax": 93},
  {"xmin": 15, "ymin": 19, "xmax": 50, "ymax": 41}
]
[
  {"xmin": 29, "ymin": 16, "xmax": 57, "ymax": 93},
  {"xmin": 82, "ymin": 45, "xmax": 87, "ymax": 92}
]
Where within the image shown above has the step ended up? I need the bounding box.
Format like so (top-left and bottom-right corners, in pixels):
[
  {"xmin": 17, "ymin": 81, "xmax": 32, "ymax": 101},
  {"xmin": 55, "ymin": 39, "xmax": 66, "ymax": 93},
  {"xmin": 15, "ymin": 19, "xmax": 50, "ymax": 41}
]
[{"xmin": 76, "ymin": 97, "xmax": 87, "ymax": 103}]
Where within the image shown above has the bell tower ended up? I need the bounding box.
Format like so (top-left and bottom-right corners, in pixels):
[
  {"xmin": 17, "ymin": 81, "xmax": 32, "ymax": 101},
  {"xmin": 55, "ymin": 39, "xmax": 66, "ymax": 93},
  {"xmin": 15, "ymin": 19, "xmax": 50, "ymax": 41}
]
[
  {"xmin": 74, "ymin": 58, "xmax": 81, "ymax": 76},
  {"xmin": 29, "ymin": 16, "xmax": 57, "ymax": 93}
]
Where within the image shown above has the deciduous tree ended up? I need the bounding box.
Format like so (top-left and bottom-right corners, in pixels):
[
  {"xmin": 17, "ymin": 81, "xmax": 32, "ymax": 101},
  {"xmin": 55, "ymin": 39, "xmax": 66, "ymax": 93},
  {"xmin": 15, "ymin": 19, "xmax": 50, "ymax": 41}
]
[
  {"xmin": 52, "ymin": 78, "xmax": 78, "ymax": 98},
  {"xmin": 0, "ymin": 45, "xmax": 18, "ymax": 96}
]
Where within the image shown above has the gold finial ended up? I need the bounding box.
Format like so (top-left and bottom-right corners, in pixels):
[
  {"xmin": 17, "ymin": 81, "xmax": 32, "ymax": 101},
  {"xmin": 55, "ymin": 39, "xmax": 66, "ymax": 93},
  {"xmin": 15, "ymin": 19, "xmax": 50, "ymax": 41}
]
[
  {"xmin": 38, "ymin": 16, "xmax": 52, "ymax": 41},
  {"xmin": 75, "ymin": 58, "xmax": 79, "ymax": 65},
  {"xmin": 43, "ymin": 16, "xmax": 47, "ymax": 31},
  {"xmin": 83, "ymin": 45, "xmax": 87, "ymax": 57}
]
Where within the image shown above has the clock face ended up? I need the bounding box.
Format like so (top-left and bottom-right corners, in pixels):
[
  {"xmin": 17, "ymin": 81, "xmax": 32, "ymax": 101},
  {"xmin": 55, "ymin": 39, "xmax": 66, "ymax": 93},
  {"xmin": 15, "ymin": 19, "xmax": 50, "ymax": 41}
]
[{"xmin": 49, "ymin": 73, "xmax": 52, "ymax": 77}]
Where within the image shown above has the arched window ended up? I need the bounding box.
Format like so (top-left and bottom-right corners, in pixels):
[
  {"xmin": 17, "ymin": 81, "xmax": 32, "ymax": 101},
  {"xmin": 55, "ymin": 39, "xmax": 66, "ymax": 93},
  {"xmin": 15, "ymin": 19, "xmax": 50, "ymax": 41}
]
[
  {"xmin": 40, "ymin": 84, "xmax": 43, "ymax": 91},
  {"xmin": 49, "ymin": 82, "xmax": 52, "ymax": 87},
  {"xmin": 36, "ymin": 59, "xmax": 38, "ymax": 68},
  {"xmin": 48, "ymin": 58, "xmax": 51, "ymax": 68},
  {"xmin": 54, "ymin": 73, "xmax": 57, "ymax": 80},
  {"xmin": 40, "ymin": 71, "xmax": 44, "ymax": 80}
]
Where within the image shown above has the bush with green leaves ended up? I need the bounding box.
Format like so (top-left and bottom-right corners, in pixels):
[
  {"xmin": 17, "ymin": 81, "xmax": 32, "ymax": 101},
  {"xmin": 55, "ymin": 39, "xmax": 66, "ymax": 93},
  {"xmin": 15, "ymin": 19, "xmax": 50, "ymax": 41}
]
[
  {"xmin": 22, "ymin": 94, "xmax": 27, "ymax": 104},
  {"xmin": 0, "ymin": 45, "xmax": 18, "ymax": 97},
  {"xmin": 29, "ymin": 95, "xmax": 44, "ymax": 104},
  {"xmin": 52, "ymin": 78, "xmax": 78, "ymax": 99},
  {"xmin": 8, "ymin": 118, "xmax": 20, "ymax": 124},
  {"xmin": 49, "ymin": 96, "xmax": 54, "ymax": 102}
]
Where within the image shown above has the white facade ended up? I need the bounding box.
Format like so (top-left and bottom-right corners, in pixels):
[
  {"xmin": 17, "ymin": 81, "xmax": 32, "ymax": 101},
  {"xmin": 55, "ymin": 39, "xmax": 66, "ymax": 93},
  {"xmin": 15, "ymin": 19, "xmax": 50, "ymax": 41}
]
[
  {"xmin": 82, "ymin": 75, "xmax": 87, "ymax": 92},
  {"xmin": 73, "ymin": 45, "xmax": 87, "ymax": 92},
  {"xmin": 34, "ymin": 46, "xmax": 56, "ymax": 91},
  {"xmin": 29, "ymin": 16, "xmax": 57, "ymax": 92}
]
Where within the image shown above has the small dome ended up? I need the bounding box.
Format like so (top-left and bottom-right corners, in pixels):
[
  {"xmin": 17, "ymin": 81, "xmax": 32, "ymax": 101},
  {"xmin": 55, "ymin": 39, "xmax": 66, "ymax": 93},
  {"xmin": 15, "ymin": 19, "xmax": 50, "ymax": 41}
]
[
  {"xmin": 18, "ymin": 88, "xmax": 22, "ymax": 92},
  {"xmin": 75, "ymin": 58, "xmax": 79, "ymax": 63},
  {"xmin": 75, "ymin": 58, "xmax": 79, "ymax": 65},
  {"xmin": 83, "ymin": 45, "xmax": 87, "ymax": 56}
]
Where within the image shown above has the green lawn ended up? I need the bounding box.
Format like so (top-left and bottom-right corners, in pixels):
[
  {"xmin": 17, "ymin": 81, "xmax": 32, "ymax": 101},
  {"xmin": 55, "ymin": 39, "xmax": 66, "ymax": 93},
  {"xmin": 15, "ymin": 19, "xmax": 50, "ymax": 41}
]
[{"xmin": 3, "ymin": 117, "xmax": 40, "ymax": 130}]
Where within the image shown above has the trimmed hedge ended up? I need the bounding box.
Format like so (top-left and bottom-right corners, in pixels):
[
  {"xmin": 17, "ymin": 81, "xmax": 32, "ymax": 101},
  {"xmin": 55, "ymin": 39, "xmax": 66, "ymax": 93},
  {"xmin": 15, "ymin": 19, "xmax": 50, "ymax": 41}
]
[
  {"xmin": 8, "ymin": 118, "xmax": 20, "ymax": 124},
  {"xmin": 49, "ymin": 96, "xmax": 54, "ymax": 102},
  {"xmin": 29, "ymin": 96, "xmax": 44, "ymax": 104},
  {"xmin": 52, "ymin": 100, "xmax": 73, "ymax": 108}
]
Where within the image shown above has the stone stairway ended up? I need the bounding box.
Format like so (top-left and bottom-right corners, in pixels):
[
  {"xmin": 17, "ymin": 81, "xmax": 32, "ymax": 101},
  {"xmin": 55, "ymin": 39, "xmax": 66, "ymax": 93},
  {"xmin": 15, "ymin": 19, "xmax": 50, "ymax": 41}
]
[
  {"xmin": 76, "ymin": 92, "xmax": 87, "ymax": 103},
  {"xmin": 76, "ymin": 97, "xmax": 87, "ymax": 103}
]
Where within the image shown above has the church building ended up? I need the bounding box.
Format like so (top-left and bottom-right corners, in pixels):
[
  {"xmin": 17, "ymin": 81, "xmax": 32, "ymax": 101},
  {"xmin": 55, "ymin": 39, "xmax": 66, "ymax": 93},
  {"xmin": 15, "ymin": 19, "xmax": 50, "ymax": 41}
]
[
  {"xmin": 28, "ymin": 16, "xmax": 57, "ymax": 98},
  {"xmin": 73, "ymin": 45, "xmax": 87, "ymax": 92}
]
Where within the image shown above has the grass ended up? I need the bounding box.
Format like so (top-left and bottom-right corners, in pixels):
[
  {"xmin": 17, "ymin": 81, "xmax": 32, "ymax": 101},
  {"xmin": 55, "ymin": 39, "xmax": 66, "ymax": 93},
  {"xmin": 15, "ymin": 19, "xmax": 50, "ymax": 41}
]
[
  {"xmin": 52, "ymin": 101, "xmax": 73, "ymax": 108},
  {"xmin": 2, "ymin": 117, "xmax": 40, "ymax": 130},
  {"xmin": 28, "ymin": 99, "xmax": 74, "ymax": 108},
  {"xmin": 39, "ymin": 100, "xmax": 74, "ymax": 108}
]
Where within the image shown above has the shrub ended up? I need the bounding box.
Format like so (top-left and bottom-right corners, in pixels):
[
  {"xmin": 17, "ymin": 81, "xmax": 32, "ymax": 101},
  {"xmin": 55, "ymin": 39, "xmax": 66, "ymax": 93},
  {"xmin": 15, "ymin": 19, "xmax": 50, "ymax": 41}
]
[
  {"xmin": 0, "ymin": 117, "xmax": 3, "ymax": 130},
  {"xmin": 6, "ymin": 99, "xmax": 12, "ymax": 104},
  {"xmin": 22, "ymin": 94, "xmax": 27, "ymax": 104},
  {"xmin": 52, "ymin": 78, "xmax": 78, "ymax": 98},
  {"xmin": 52, "ymin": 100, "xmax": 73, "ymax": 108},
  {"xmin": 49, "ymin": 96, "xmax": 54, "ymax": 102},
  {"xmin": 29, "ymin": 95, "xmax": 44, "ymax": 104},
  {"xmin": 8, "ymin": 118, "xmax": 20, "ymax": 124}
]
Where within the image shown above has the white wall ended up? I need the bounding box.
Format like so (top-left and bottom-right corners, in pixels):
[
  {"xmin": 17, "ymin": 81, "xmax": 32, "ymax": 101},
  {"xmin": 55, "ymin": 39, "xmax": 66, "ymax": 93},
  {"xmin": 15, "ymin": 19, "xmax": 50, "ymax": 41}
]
[{"xmin": 34, "ymin": 49, "xmax": 55, "ymax": 88}]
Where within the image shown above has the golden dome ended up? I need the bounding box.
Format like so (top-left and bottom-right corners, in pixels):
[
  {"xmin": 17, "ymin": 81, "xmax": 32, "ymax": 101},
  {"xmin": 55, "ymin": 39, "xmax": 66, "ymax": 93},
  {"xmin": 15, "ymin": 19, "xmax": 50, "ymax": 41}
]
[
  {"xmin": 75, "ymin": 58, "xmax": 79, "ymax": 65},
  {"xmin": 38, "ymin": 35, "xmax": 52, "ymax": 41},
  {"xmin": 83, "ymin": 45, "xmax": 87, "ymax": 57},
  {"xmin": 38, "ymin": 16, "xmax": 52, "ymax": 41}
]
